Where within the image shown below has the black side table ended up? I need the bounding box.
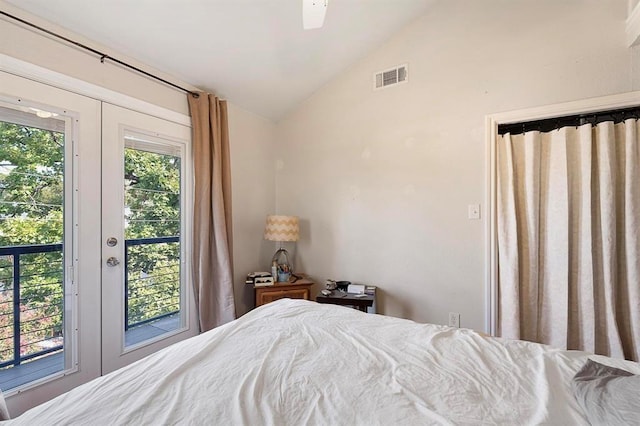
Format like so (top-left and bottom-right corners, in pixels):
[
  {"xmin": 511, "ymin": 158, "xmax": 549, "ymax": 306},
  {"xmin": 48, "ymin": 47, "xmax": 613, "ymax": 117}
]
[{"xmin": 315, "ymin": 290, "xmax": 375, "ymax": 312}]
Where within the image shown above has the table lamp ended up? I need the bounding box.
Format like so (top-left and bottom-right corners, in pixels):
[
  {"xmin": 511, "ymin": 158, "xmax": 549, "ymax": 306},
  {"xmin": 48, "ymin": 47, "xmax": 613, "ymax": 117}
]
[{"xmin": 264, "ymin": 215, "xmax": 299, "ymax": 282}]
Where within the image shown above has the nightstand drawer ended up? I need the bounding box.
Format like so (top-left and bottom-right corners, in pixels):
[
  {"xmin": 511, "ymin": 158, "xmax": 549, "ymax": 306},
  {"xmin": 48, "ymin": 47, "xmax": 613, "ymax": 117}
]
[
  {"xmin": 254, "ymin": 278, "xmax": 314, "ymax": 308},
  {"xmin": 257, "ymin": 288, "xmax": 309, "ymax": 305}
]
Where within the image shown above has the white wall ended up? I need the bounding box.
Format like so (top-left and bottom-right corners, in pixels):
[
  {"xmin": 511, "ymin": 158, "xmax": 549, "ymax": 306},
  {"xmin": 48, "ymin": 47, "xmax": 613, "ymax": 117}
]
[
  {"xmin": 0, "ymin": 2, "xmax": 275, "ymax": 315},
  {"xmin": 228, "ymin": 103, "xmax": 277, "ymax": 315},
  {"xmin": 276, "ymin": 0, "xmax": 632, "ymax": 330}
]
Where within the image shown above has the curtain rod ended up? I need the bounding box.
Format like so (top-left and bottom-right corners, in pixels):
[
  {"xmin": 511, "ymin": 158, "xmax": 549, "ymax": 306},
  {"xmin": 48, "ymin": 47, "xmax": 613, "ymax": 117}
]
[
  {"xmin": 1, "ymin": 10, "xmax": 200, "ymax": 98},
  {"xmin": 498, "ymin": 105, "xmax": 640, "ymax": 136}
]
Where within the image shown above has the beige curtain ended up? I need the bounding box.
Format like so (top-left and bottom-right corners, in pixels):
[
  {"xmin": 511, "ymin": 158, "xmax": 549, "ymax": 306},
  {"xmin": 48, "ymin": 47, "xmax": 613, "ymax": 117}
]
[
  {"xmin": 188, "ymin": 93, "xmax": 236, "ymax": 332},
  {"xmin": 497, "ymin": 119, "xmax": 640, "ymax": 361}
]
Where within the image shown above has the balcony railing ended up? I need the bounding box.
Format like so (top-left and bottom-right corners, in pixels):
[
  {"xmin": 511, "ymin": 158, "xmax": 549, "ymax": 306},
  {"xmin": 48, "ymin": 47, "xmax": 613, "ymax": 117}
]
[
  {"xmin": 125, "ymin": 236, "xmax": 180, "ymax": 331},
  {"xmin": 0, "ymin": 236, "xmax": 180, "ymax": 369},
  {"xmin": 0, "ymin": 243, "xmax": 63, "ymax": 368}
]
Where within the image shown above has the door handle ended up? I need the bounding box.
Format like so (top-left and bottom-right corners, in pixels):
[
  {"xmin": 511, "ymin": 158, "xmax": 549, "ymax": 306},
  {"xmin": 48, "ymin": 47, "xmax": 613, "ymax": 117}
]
[{"xmin": 106, "ymin": 257, "xmax": 120, "ymax": 267}]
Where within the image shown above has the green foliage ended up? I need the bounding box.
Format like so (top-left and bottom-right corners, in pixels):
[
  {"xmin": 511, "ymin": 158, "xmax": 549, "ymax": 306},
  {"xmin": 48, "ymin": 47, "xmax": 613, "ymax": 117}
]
[
  {"xmin": 0, "ymin": 121, "xmax": 63, "ymax": 245},
  {"xmin": 0, "ymin": 121, "xmax": 64, "ymax": 365},
  {"xmin": 124, "ymin": 148, "xmax": 181, "ymax": 325},
  {"xmin": 125, "ymin": 148, "xmax": 180, "ymax": 239}
]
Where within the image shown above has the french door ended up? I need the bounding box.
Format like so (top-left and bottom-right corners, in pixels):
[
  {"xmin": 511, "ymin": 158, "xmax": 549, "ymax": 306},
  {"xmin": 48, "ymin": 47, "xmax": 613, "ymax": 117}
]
[
  {"xmin": 0, "ymin": 72, "xmax": 196, "ymax": 413},
  {"xmin": 101, "ymin": 104, "xmax": 196, "ymax": 374},
  {"xmin": 0, "ymin": 71, "xmax": 101, "ymax": 413}
]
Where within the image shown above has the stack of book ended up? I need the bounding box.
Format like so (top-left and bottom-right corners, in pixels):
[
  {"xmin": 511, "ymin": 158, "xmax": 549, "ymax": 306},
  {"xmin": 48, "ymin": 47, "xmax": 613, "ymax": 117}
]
[{"xmin": 364, "ymin": 286, "xmax": 376, "ymax": 296}]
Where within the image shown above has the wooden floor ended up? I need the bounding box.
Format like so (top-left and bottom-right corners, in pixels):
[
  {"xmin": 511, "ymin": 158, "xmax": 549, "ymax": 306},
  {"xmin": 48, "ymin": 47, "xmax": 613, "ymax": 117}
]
[
  {"xmin": 0, "ymin": 352, "xmax": 63, "ymax": 391},
  {"xmin": 125, "ymin": 313, "xmax": 180, "ymax": 347},
  {"xmin": 0, "ymin": 314, "xmax": 180, "ymax": 391}
]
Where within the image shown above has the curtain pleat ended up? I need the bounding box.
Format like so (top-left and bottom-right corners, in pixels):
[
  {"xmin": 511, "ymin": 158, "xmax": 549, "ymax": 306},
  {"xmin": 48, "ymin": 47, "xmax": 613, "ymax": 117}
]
[
  {"xmin": 539, "ymin": 129, "xmax": 569, "ymax": 348},
  {"xmin": 593, "ymin": 122, "xmax": 623, "ymax": 358},
  {"xmin": 188, "ymin": 93, "xmax": 236, "ymax": 332},
  {"xmin": 567, "ymin": 125, "xmax": 595, "ymax": 353},
  {"xmin": 497, "ymin": 134, "xmax": 520, "ymax": 338},
  {"xmin": 621, "ymin": 121, "xmax": 640, "ymax": 359},
  {"xmin": 497, "ymin": 120, "xmax": 640, "ymax": 361}
]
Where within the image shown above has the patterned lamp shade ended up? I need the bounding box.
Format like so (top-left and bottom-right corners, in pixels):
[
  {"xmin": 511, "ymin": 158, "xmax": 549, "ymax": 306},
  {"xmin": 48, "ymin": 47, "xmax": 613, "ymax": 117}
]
[{"xmin": 264, "ymin": 215, "xmax": 300, "ymax": 242}]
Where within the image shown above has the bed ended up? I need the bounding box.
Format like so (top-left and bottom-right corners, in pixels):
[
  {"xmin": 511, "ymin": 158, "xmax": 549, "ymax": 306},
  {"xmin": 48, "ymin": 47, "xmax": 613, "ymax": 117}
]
[{"xmin": 5, "ymin": 299, "xmax": 640, "ymax": 425}]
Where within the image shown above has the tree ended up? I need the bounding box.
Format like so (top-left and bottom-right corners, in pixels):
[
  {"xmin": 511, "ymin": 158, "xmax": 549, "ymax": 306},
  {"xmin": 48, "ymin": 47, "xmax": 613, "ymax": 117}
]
[
  {"xmin": 123, "ymin": 148, "xmax": 181, "ymax": 325},
  {"xmin": 0, "ymin": 121, "xmax": 64, "ymax": 365}
]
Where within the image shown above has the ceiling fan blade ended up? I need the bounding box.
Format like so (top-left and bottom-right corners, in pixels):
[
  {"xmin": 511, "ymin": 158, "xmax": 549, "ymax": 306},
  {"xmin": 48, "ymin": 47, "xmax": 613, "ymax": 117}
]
[{"xmin": 303, "ymin": 0, "xmax": 328, "ymax": 30}]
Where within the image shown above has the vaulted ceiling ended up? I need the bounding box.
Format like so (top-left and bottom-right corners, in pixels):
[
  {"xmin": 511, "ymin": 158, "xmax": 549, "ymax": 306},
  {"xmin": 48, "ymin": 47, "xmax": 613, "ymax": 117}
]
[{"xmin": 5, "ymin": 0, "xmax": 434, "ymax": 120}]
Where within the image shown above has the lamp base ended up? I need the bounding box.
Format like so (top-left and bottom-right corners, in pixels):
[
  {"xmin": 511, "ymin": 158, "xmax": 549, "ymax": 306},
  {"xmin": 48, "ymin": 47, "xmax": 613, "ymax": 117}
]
[{"xmin": 271, "ymin": 248, "xmax": 293, "ymax": 282}]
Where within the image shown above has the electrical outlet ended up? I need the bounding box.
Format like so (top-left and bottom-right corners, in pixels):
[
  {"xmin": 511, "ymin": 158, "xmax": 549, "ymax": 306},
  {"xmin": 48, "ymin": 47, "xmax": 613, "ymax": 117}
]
[{"xmin": 449, "ymin": 312, "xmax": 461, "ymax": 328}]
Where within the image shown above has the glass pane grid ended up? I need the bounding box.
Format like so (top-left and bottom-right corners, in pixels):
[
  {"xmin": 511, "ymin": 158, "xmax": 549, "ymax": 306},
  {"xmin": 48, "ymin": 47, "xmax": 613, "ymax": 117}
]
[
  {"xmin": 123, "ymin": 147, "xmax": 181, "ymax": 346},
  {"xmin": 0, "ymin": 113, "xmax": 66, "ymax": 389},
  {"xmin": 126, "ymin": 242, "xmax": 180, "ymax": 327}
]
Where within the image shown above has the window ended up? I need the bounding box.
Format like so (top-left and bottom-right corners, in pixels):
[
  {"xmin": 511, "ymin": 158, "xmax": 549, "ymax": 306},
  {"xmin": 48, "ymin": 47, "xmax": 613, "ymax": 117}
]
[
  {"xmin": 123, "ymin": 140, "xmax": 183, "ymax": 347},
  {"xmin": 0, "ymin": 103, "xmax": 74, "ymax": 389}
]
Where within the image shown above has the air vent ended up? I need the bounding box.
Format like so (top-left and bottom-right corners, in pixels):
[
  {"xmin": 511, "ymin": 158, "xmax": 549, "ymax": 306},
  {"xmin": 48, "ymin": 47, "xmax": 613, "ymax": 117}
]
[{"xmin": 374, "ymin": 64, "xmax": 408, "ymax": 90}]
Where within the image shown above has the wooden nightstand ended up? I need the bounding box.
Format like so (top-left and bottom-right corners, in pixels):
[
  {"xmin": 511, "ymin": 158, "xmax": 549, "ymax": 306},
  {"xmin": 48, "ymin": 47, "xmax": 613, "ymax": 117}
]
[{"xmin": 254, "ymin": 277, "xmax": 314, "ymax": 308}]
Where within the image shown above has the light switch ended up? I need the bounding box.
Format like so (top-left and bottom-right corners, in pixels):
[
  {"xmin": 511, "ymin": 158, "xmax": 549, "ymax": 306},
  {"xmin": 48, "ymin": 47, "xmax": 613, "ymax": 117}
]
[{"xmin": 468, "ymin": 204, "xmax": 480, "ymax": 220}]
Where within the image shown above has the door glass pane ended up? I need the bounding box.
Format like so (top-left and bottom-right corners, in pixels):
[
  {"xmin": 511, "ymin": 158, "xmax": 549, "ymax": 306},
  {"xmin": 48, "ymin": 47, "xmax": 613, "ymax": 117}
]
[
  {"xmin": 0, "ymin": 105, "xmax": 67, "ymax": 390},
  {"xmin": 124, "ymin": 144, "xmax": 181, "ymax": 347}
]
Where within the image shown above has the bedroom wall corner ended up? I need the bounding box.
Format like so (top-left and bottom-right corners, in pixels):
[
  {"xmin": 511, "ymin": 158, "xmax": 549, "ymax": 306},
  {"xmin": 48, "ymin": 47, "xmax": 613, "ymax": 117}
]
[
  {"xmin": 1, "ymin": 1, "xmax": 278, "ymax": 319},
  {"xmin": 228, "ymin": 103, "xmax": 277, "ymax": 316},
  {"xmin": 275, "ymin": 0, "xmax": 632, "ymax": 331}
]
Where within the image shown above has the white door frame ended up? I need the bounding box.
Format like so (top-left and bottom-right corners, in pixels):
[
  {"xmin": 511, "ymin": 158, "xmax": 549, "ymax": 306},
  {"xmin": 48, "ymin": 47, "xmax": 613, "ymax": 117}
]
[
  {"xmin": 101, "ymin": 103, "xmax": 197, "ymax": 374},
  {"xmin": 0, "ymin": 70, "xmax": 102, "ymax": 415},
  {"xmin": 484, "ymin": 91, "xmax": 640, "ymax": 336}
]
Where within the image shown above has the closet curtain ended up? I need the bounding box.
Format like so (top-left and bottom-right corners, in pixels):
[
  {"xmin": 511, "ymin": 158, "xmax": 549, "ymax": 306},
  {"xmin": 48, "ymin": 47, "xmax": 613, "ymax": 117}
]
[
  {"xmin": 188, "ymin": 93, "xmax": 236, "ymax": 332},
  {"xmin": 497, "ymin": 119, "xmax": 640, "ymax": 361}
]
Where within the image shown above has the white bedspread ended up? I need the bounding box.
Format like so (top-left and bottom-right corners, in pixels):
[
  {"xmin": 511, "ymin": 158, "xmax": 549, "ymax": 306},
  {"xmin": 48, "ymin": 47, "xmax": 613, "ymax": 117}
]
[{"xmin": 7, "ymin": 299, "xmax": 640, "ymax": 425}]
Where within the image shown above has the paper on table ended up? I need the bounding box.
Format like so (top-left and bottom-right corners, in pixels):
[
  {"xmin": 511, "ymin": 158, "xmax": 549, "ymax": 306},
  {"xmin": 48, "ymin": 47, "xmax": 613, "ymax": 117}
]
[{"xmin": 347, "ymin": 284, "xmax": 365, "ymax": 294}]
